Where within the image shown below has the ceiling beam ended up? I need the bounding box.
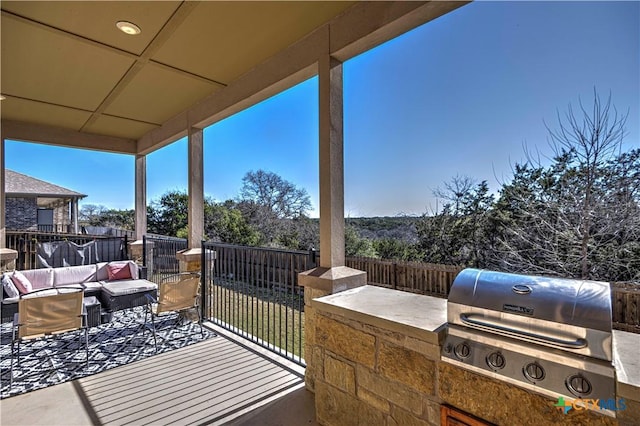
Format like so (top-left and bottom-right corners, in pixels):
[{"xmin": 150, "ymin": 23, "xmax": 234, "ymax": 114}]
[
  {"xmin": 1, "ymin": 120, "xmax": 136, "ymax": 155},
  {"xmin": 81, "ymin": 1, "xmax": 209, "ymax": 133},
  {"xmin": 1, "ymin": 8, "xmax": 222, "ymax": 85},
  {"xmin": 331, "ymin": 1, "xmax": 470, "ymax": 61},
  {"xmin": 137, "ymin": 1, "xmax": 467, "ymax": 155}
]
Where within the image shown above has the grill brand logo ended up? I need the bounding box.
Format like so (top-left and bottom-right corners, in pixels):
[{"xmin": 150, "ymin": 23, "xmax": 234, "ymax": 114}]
[
  {"xmin": 502, "ymin": 303, "xmax": 534, "ymax": 315},
  {"xmin": 554, "ymin": 396, "xmax": 626, "ymax": 414}
]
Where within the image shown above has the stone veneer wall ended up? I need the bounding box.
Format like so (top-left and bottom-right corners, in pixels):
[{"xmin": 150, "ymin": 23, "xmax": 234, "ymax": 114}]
[
  {"xmin": 304, "ymin": 286, "xmax": 332, "ymax": 392},
  {"xmin": 5, "ymin": 197, "xmax": 37, "ymax": 230},
  {"xmin": 308, "ymin": 287, "xmax": 444, "ymax": 426},
  {"xmin": 308, "ymin": 286, "xmax": 640, "ymax": 426},
  {"xmin": 52, "ymin": 203, "xmax": 70, "ymax": 228}
]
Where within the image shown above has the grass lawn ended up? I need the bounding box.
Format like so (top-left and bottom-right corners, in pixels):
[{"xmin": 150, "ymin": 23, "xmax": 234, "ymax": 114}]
[{"xmin": 207, "ymin": 281, "xmax": 305, "ymax": 360}]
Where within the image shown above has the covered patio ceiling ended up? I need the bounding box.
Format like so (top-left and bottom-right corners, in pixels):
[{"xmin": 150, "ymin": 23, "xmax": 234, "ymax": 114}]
[{"xmin": 0, "ymin": 1, "xmax": 466, "ymax": 157}]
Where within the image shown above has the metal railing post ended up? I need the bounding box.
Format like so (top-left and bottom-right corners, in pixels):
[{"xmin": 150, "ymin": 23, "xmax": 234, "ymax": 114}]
[
  {"xmin": 200, "ymin": 240, "xmax": 207, "ymax": 321},
  {"xmin": 18, "ymin": 236, "xmax": 26, "ymax": 270},
  {"xmin": 308, "ymin": 247, "xmax": 317, "ymax": 268},
  {"xmin": 142, "ymin": 235, "xmax": 147, "ymax": 268}
]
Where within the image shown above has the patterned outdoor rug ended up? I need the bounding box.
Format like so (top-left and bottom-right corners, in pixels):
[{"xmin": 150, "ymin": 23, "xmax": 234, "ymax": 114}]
[{"xmin": 0, "ymin": 307, "xmax": 216, "ymax": 399}]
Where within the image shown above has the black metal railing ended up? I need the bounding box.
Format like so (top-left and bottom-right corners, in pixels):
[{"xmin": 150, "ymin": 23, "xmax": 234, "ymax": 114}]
[
  {"xmin": 5, "ymin": 231, "xmax": 128, "ymax": 270},
  {"xmin": 201, "ymin": 242, "xmax": 317, "ymax": 366},
  {"xmin": 37, "ymin": 224, "xmax": 72, "ymax": 233},
  {"xmin": 142, "ymin": 234, "xmax": 188, "ymax": 282}
]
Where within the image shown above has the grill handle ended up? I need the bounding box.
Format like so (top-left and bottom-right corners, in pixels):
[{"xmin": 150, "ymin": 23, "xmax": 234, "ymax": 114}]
[{"xmin": 460, "ymin": 314, "xmax": 588, "ymax": 349}]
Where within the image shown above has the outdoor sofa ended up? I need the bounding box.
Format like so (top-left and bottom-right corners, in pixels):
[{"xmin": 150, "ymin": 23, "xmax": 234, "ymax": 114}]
[{"xmin": 1, "ymin": 260, "xmax": 157, "ymax": 323}]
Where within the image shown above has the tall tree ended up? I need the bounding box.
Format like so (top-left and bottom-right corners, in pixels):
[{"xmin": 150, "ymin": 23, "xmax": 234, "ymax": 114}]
[
  {"xmin": 345, "ymin": 224, "xmax": 377, "ymax": 258},
  {"xmin": 239, "ymin": 170, "xmax": 312, "ymax": 219},
  {"xmin": 545, "ymin": 90, "xmax": 628, "ymax": 277},
  {"xmin": 79, "ymin": 204, "xmax": 107, "ymax": 224},
  {"xmin": 237, "ymin": 170, "xmax": 313, "ymax": 246},
  {"xmin": 204, "ymin": 202, "xmax": 260, "ymax": 246},
  {"xmin": 79, "ymin": 204, "xmax": 133, "ymax": 230},
  {"xmin": 492, "ymin": 91, "xmax": 635, "ymax": 280},
  {"xmin": 416, "ymin": 176, "xmax": 493, "ymax": 267},
  {"xmin": 147, "ymin": 190, "xmax": 189, "ymax": 237}
]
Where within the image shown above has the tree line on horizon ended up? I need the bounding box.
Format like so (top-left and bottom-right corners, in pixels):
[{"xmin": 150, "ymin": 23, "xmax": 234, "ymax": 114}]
[
  {"xmin": 80, "ymin": 169, "xmax": 320, "ymax": 250},
  {"xmin": 81, "ymin": 92, "xmax": 639, "ymax": 282}
]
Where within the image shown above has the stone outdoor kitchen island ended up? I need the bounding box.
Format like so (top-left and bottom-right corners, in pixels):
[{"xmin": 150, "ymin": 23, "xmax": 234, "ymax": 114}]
[{"xmin": 301, "ymin": 285, "xmax": 640, "ymax": 426}]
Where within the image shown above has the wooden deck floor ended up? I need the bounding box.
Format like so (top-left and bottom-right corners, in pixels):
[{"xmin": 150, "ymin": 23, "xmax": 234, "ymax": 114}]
[{"xmin": 0, "ymin": 325, "xmax": 311, "ymax": 426}]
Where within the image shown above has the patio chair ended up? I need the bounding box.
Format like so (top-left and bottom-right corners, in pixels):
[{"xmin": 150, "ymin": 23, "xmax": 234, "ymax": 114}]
[
  {"xmin": 143, "ymin": 272, "xmax": 204, "ymax": 352},
  {"xmin": 10, "ymin": 287, "xmax": 88, "ymax": 388}
]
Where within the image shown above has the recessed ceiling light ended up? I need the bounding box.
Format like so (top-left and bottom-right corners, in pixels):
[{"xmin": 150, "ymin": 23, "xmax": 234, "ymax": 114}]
[{"xmin": 116, "ymin": 21, "xmax": 141, "ymax": 35}]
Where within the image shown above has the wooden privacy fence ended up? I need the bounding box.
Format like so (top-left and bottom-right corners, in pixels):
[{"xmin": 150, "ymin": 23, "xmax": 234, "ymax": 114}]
[
  {"xmin": 345, "ymin": 256, "xmax": 639, "ymax": 333},
  {"xmin": 207, "ymin": 243, "xmax": 315, "ymax": 293},
  {"xmin": 346, "ymin": 257, "xmax": 463, "ymax": 297},
  {"xmin": 200, "ymin": 246, "xmax": 462, "ymax": 298},
  {"xmin": 611, "ymin": 282, "xmax": 640, "ymax": 333}
]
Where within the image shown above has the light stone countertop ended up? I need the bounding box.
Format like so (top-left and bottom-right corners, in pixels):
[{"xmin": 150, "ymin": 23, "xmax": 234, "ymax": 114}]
[
  {"xmin": 311, "ymin": 285, "xmax": 447, "ymax": 344},
  {"xmin": 312, "ymin": 286, "xmax": 639, "ymax": 403},
  {"xmin": 612, "ymin": 329, "xmax": 640, "ymax": 401}
]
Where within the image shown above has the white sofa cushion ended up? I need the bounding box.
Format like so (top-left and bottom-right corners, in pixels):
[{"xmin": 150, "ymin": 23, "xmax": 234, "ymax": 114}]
[
  {"xmin": 101, "ymin": 279, "xmax": 156, "ymax": 296},
  {"xmin": 53, "ymin": 264, "xmax": 98, "ymax": 286},
  {"xmin": 80, "ymin": 281, "xmax": 104, "ymax": 292},
  {"xmin": 60, "ymin": 281, "xmax": 103, "ymax": 292},
  {"xmin": 21, "ymin": 287, "xmax": 80, "ymax": 299},
  {"xmin": 20, "ymin": 268, "xmax": 54, "ymax": 290}
]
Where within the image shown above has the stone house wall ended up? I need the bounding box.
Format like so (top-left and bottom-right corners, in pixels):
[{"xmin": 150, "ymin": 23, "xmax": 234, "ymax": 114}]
[
  {"xmin": 5, "ymin": 197, "xmax": 70, "ymax": 231},
  {"xmin": 52, "ymin": 202, "xmax": 70, "ymax": 227},
  {"xmin": 5, "ymin": 197, "xmax": 38, "ymax": 230}
]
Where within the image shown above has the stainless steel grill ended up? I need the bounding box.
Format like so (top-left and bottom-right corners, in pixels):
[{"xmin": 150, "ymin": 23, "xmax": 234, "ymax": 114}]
[{"xmin": 441, "ymin": 268, "xmax": 615, "ymax": 410}]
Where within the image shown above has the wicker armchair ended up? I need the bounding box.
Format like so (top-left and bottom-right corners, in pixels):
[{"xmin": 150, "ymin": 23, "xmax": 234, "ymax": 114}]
[
  {"xmin": 143, "ymin": 272, "xmax": 204, "ymax": 352},
  {"xmin": 11, "ymin": 287, "xmax": 88, "ymax": 388}
]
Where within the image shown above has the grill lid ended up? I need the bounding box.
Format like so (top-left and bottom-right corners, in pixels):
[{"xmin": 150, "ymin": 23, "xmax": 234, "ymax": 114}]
[{"xmin": 448, "ymin": 269, "xmax": 612, "ymax": 333}]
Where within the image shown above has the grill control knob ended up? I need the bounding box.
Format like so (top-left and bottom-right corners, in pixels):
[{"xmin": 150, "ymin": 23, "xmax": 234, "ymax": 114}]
[
  {"xmin": 443, "ymin": 343, "xmax": 452, "ymax": 354},
  {"xmin": 486, "ymin": 352, "xmax": 506, "ymax": 370},
  {"xmin": 523, "ymin": 362, "xmax": 545, "ymax": 383},
  {"xmin": 566, "ymin": 375, "xmax": 593, "ymax": 397},
  {"xmin": 454, "ymin": 342, "xmax": 471, "ymax": 360}
]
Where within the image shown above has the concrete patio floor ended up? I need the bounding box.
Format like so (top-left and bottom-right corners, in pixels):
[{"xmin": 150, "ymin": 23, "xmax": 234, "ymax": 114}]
[{"xmin": 0, "ymin": 323, "xmax": 316, "ymax": 426}]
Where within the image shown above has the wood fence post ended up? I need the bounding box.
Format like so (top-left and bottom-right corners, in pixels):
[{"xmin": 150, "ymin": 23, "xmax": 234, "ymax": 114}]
[{"xmin": 393, "ymin": 262, "xmax": 398, "ymax": 290}]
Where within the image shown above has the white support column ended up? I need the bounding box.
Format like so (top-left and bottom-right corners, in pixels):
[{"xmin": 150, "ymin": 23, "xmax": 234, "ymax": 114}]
[
  {"xmin": 71, "ymin": 198, "xmax": 79, "ymax": 234},
  {"xmin": 299, "ymin": 52, "xmax": 368, "ymax": 290},
  {"xmin": 187, "ymin": 126, "xmax": 204, "ymax": 250},
  {"xmin": 134, "ymin": 154, "xmax": 147, "ymax": 241},
  {"xmin": 0, "ymin": 138, "xmax": 6, "ymax": 248},
  {"xmin": 318, "ymin": 54, "xmax": 345, "ymax": 268},
  {"xmin": 176, "ymin": 127, "xmax": 206, "ymax": 273},
  {"xmin": 129, "ymin": 154, "xmax": 148, "ymax": 265},
  {"xmin": 1, "ymin": 138, "xmax": 18, "ymax": 270}
]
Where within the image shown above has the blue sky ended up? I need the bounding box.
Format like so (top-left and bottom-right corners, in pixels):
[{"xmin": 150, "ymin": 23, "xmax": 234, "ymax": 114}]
[{"xmin": 5, "ymin": 1, "xmax": 639, "ymax": 218}]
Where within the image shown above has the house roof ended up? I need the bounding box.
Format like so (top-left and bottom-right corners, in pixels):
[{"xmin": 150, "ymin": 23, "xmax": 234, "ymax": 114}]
[
  {"xmin": 0, "ymin": 2, "xmax": 465, "ymax": 156},
  {"xmin": 5, "ymin": 169, "xmax": 87, "ymax": 199}
]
